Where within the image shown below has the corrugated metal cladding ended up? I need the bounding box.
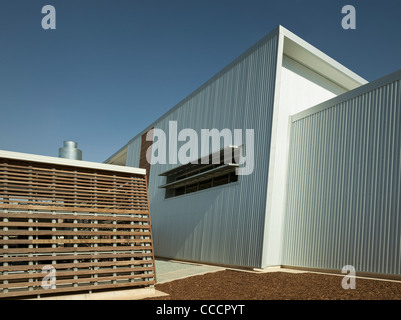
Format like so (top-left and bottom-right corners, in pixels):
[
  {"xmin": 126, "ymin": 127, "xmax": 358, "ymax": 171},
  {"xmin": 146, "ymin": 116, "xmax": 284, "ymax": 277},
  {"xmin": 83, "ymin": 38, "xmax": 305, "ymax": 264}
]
[
  {"xmin": 125, "ymin": 32, "xmax": 279, "ymax": 268},
  {"xmin": 127, "ymin": 137, "xmax": 141, "ymax": 168},
  {"xmin": 283, "ymin": 70, "xmax": 401, "ymax": 275}
]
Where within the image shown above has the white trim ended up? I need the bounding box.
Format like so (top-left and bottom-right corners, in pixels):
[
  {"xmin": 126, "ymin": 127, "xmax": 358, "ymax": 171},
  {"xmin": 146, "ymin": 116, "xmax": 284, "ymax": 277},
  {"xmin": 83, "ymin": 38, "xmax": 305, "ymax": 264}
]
[
  {"xmin": 291, "ymin": 68, "xmax": 401, "ymax": 122},
  {"xmin": 0, "ymin": 150, "xmax": 146, "ymax": 175},
  {"xmin": 261, "ymin": 30, "xmax": 285, "ymax": 268},
  {"xmin": 280, "ymin": 26, "xmax": 368, "ymax": 90}
]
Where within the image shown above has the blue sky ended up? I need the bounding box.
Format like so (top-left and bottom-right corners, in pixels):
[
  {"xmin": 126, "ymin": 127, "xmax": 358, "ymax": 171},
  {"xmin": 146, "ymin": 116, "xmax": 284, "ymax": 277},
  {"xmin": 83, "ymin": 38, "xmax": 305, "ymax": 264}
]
[{"xmin": 1, "ymin": 0, "xmax": 401, "ymax": 162}]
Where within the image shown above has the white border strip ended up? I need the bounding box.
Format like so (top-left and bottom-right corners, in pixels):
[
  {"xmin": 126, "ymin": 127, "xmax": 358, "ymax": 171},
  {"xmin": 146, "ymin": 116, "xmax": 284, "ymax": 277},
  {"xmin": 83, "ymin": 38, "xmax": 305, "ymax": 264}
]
[
  {"xmin": 291, "ymin": 68, "xmax": 401, "ymax": 123},
  {"xmin": 0, "ymin": 150, "xmax": 146, "ymax": 175}
]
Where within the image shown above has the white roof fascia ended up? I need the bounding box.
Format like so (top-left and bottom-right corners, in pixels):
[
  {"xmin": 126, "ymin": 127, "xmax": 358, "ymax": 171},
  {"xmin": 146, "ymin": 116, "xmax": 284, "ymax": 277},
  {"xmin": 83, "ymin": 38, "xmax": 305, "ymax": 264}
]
[
  {"xmin": 279, "ymin": 26, "xmax": 368, "ymax": 90},
  {"xmin": 0, "ymin": 150, "xmax": 146, "ymax": 175}
]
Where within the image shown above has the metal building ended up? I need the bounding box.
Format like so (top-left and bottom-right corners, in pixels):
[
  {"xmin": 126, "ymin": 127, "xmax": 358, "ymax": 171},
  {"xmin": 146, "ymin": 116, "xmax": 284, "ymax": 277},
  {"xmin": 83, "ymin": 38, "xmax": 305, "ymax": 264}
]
[
  {"xmin": 106, "ymin": 25, "xmax": 399, "ymax": 272},
  {"xmin": 283, "ymin": 69, "xmax": 401, "ymax": 276}
]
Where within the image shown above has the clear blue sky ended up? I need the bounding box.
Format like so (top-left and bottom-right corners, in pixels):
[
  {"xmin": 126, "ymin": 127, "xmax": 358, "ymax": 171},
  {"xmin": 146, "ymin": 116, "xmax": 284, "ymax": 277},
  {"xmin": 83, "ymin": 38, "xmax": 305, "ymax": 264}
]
[{"xmin": 1, "ymin": 0, "xmax": 401, "ymax": 162}]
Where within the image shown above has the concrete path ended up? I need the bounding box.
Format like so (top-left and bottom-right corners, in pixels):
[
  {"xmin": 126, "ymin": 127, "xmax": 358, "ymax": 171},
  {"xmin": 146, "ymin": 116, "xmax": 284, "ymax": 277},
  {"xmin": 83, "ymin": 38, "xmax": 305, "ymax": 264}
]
[{"xmin": 155, "ymin": 259, "xmax": 225, "ymax": 284}]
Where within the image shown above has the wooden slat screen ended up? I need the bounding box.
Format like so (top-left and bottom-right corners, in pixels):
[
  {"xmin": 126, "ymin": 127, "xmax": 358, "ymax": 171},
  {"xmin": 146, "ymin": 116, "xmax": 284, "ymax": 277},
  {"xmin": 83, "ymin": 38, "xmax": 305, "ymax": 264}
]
[{"xmin": 0, "ymin": 157, "xmax": 155, "ymax": 299}]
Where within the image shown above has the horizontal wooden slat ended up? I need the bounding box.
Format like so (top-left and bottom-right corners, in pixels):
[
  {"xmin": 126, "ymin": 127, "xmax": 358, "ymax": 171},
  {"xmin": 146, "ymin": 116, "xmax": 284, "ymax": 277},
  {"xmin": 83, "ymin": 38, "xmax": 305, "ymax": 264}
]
[
  {"xmin": 0, "ymin": 280, "xmax": 155, "ymax": 299},
  {"xmin": 0, "ymin": 196, "xmax": 147, "ymax": 209},
  {"xmin": 0, "ymin": 170, "xmax": 147, "ymax": 188},
  {"xmin": 0, "ymin": 204, "xmax": 147, "ymax": 212},
  {"xmin": 0, "ymin": 266, "xmax": 154, "ymax": 281},
  {"xmin": 0, "ymin": 221, "xmax": 150, "ymax": 230},
  {"xmin": 0, "ymin": 245, "xmax": 153, "ymax": 254},
  {"xmin": 0, "ymin": 189, "xmax": 147, "ymax": 203},
  {"xmin": 0, "ymin": 272, "xmax": 154, "ymax": 290},
  {"xmin": 0, "ymin": 252, "xmax": 152, "ymax": 263},
  {"xmin": 0, "ymin": 258, "xmax": 154, "ymax": 272},
  {"xmin": 0, "ymin": 162, "xmax": 145, "ymax": 183},
  {"xmin": 0, "ymin": 197, "xmax": 147, "ymax": 209},
  {"xmin": 0, "ymin": 237, "xmax": 152, "ymax": 245},
  {"xmin": 0, "ymin": 230, "xmax": 151, "ymax": 237},
  {"xmin": 0, "ymin": 273, "xmax": 154, "ymax": 290},
  {"xmin": 0, "ymin": 166, "xmax": 133, "ymax": 181},
  {"xmin": 0, "ymin": 205, "xmax": 150, "ymax": 215},
  {"xmin": 0, "ymin": 172, "xmax": 146, "ymax": 187},
  {"xmin": 0, "ymin": 182, "xmax": 147, "ymax": 197},
  {"xmin": 0, "ymin": 203, "xmax": 149, "ymax": 214},
  {"xmin": 0, "ymin": 203, "xmax": 146, "ymax": 213}
]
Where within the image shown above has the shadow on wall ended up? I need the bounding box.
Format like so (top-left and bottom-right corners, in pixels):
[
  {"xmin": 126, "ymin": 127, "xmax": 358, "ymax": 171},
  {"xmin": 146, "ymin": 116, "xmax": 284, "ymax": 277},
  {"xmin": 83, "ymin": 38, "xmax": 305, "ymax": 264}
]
[
  {"xmin": 149, "ymin": 179, "xmax": 259, "ymax": 267},
  {"xmin": 151, "ymin": 185, "xmax": 226, "ymax": 263}
]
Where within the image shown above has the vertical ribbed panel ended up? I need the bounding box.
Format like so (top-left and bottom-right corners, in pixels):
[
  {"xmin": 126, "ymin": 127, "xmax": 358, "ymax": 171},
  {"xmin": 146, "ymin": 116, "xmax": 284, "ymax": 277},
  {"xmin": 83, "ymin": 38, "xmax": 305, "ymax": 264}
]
[
  {"xmin": 126, "ymin": 33, "xmax": 279, "ymax": 268},
  {"xmin": 283, "ymin": 74, "xmax": 401, "ymax": 275},
  {"xmin": 126, "ymin": 136, "xmax": 141, "ymax": 168}
]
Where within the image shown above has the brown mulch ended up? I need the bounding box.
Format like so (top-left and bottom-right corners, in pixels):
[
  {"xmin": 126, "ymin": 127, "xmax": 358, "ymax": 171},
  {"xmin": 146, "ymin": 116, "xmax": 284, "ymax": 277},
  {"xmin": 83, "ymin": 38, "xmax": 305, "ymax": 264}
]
[{"xmin": 147, "ymin": 270, "xmax": 401, "ymax": 300}]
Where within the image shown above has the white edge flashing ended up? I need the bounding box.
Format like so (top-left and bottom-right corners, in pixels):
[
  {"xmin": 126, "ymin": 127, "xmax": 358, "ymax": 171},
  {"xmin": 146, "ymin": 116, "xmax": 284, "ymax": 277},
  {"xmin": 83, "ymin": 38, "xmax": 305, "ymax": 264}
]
[
  {"xmin": 291, "ymin": 68, "xmax": 401, "ymax": 123},
  {"xmin": 280, "ymin": 26, "xmax": 368, "ymax": 90},
  {"xmin": 0, "ymin": 150, "xmax": 146, "ymax": 176}
]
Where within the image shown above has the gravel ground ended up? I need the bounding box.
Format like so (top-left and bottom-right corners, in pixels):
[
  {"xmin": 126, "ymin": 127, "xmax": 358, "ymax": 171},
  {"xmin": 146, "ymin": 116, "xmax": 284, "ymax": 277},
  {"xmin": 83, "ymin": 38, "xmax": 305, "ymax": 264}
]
[{"xmin": 147, "ymin": 269, "xmax": 401, "ymax": 300}]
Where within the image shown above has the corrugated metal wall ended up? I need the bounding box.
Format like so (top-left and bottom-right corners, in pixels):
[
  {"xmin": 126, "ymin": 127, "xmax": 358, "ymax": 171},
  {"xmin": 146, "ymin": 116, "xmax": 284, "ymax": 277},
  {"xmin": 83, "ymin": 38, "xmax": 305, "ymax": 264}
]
[
  {"xmin": 125, "ymin": 31, "xmax": 279, "ymax": 268},
  {"xmin": 282, "ymin": 70, "xmax": 401, "ymax": 275},
  {"xmin": 262, "ymin": 55, "xmax": 347, "ymax": 267},
  {"xmin": 126, "ymin": 137, "xmax": 141, "ymax": 168}
]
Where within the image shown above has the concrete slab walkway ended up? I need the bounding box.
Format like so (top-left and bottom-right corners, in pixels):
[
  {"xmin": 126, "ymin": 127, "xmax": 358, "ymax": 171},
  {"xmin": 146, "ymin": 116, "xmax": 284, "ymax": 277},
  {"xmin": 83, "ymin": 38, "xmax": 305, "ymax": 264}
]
[{"xmin": 155, "ymin": 259, "xmax": 225, "ymax": 284}]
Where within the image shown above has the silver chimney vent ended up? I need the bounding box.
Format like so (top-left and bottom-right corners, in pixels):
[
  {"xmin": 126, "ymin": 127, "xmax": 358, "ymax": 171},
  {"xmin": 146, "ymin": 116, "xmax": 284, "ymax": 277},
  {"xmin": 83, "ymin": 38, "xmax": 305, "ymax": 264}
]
[{"xmin": 59, "ymin": 141, "xmax": 82, "ymax": 160}]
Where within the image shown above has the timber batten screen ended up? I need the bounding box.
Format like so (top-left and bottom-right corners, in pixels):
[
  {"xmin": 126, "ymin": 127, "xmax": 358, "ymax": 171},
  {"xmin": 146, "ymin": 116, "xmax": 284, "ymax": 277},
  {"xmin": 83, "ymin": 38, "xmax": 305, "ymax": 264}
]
[{"xmin": 0, "ymin": 155, "xmax": 155, "ymax": 299}]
